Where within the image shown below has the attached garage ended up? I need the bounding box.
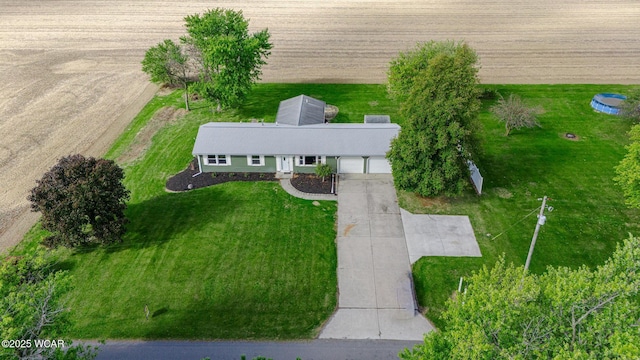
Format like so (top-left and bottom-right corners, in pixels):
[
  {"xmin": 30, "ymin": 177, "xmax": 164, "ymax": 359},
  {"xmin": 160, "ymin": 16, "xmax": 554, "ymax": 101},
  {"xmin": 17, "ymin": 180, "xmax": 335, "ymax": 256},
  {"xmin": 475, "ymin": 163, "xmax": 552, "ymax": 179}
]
[
  {"xmin": 192, "ymin": 97, "xmax": 401, "ymax": 177},
  {"xmin": 367, "ymin": 157, "xmax": 392, "ymax": 173},
  {"xmin": 338, "ymin": 156, "xmax": 365, "ymax": 174}
]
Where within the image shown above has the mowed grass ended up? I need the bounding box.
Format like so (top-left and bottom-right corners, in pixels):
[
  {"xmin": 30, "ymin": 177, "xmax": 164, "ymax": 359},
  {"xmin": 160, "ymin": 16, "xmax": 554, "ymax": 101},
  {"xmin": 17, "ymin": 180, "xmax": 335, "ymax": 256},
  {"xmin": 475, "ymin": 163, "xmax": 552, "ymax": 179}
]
[
  {"xmin": 63, "ymin": 182, "xmax": 337, "ymax": 339},
  {"xmin": 404, "ymin": 84, "xmax": 640, "ymax": 329},
  {"xmin": 19, "ymin": 83, "xmax": 395, "ymax": 339},
  {"xmin": 18, "ymin": 83, "xmax": 639, "ymax": 337}
]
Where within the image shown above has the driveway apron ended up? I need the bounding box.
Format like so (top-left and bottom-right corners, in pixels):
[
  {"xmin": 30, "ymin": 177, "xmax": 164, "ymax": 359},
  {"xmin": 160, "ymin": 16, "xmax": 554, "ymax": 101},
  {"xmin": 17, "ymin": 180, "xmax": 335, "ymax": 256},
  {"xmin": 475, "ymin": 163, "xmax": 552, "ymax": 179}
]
[{"xmin": 319, "ymin": 174, "xmax": 433, "ymax": 340}]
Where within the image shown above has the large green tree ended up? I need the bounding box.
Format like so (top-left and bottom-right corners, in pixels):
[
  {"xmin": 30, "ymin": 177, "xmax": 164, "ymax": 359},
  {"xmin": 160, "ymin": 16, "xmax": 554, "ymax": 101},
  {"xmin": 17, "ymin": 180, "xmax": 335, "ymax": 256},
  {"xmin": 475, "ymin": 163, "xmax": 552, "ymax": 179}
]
[
  {"xmin": 615, "ymin": 124, "xmax": 640, "ymax": 208},
  {"xmin": 0, "ymin": 250, "xmax": 97, "ymax": 359},
  {"xmin": 141, "ymin": 39, "xmax": 192, "ymax": 110},
  {"xmin": 387, "ymin": 41, "xmax": 481, "ymax": 197},
  {"xmin": 183, "ymin": 8, "xmax": 272, "ymax": 111},
  {"xmin": 401, "ymin": 236, "xmax": 640, "ymax": 359},
  {"xmin": 28, "ymin": 155, "xmax": 130, "ymax": 248}
]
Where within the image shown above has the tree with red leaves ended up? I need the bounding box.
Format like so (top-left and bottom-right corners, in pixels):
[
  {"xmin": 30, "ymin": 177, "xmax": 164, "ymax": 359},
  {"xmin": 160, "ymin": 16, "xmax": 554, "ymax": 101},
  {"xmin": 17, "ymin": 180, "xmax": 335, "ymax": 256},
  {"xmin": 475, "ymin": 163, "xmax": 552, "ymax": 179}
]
[{"xmin": 28, "ymin": 154, "xmax": 130, "ymax": 248}]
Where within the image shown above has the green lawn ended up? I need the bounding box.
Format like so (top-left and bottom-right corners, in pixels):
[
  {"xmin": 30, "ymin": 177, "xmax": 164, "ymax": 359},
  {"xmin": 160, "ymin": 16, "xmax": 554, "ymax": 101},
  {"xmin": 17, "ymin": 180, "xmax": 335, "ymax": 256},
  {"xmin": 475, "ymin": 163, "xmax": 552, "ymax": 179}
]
[
  {"xmin": 69, "ymin": 85, "xmax": 364, "ymax": 339},
  {"xmin": 18, "ymin": 83, "xmax": 396, "ymax": 339},
  {"xmin": 16, "ymin": 83, "xmax": 639, "ymax": 338},
  {"xmin": 405, "ymin": 84, "xmax": 640, "ymax": 329},
  {"xmin": 61, "ymin": 181, "xmax": 337, "ymax": 339}
]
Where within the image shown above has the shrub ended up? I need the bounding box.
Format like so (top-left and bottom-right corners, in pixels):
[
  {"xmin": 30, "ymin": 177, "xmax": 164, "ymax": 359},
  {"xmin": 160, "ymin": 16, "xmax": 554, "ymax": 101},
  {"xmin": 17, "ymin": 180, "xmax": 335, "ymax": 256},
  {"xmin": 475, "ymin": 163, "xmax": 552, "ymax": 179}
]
[
  {"xmin": 315, "ymin": 163, "xmax": 332, "ymax": 182},
  {"xmin": 491, "ymin": 94, "xmax": 543, "ymax": 136}
]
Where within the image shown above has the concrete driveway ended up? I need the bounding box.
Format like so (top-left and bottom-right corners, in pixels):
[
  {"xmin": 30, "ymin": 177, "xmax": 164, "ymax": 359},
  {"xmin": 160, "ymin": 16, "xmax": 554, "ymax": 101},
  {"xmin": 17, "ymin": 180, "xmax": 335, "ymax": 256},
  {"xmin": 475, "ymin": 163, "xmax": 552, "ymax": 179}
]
[{"xmin": 320, "ymin": 175, "xmax": 433, "ymax": 340}]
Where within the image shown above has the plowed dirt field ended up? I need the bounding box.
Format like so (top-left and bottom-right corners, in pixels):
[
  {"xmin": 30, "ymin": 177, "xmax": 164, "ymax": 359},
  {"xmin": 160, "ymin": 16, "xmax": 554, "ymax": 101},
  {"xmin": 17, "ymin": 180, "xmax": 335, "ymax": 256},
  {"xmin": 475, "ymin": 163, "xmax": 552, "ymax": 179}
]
[{"xmin": 1, "ymin": 0, "xmax": 639, "ymax": 251}]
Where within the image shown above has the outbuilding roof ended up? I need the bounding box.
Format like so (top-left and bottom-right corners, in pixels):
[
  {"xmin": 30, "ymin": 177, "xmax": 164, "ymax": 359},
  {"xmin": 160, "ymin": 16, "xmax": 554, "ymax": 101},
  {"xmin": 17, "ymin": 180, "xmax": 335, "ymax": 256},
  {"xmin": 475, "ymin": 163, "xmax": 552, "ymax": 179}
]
[
  {"xmin": 364, "ymin": 115, "xmax": 391, "ymax": 123},
  {"xmin": 275, "ymin": 95, "xmax": 326, "ymax": 126},
  {"xmin": 192, "ymin": 122, "xmax": 400, "ymax": 157}
]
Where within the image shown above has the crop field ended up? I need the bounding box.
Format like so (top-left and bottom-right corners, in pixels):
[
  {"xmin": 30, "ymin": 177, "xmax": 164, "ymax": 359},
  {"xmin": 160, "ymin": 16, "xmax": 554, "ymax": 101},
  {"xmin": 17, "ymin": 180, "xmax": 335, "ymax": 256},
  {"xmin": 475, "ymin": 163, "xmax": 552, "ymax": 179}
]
[{"xmin": 1, "ymin": 0, "xmax": 640, "ymax": 251}]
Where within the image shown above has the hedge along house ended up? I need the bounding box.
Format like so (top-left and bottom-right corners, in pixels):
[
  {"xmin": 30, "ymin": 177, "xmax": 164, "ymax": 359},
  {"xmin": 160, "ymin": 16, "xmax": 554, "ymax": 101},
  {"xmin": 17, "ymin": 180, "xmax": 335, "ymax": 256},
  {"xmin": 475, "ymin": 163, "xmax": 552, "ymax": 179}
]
[{"xmin": 191, "ymin": 95, "xmax": 399, "ymax": 175}]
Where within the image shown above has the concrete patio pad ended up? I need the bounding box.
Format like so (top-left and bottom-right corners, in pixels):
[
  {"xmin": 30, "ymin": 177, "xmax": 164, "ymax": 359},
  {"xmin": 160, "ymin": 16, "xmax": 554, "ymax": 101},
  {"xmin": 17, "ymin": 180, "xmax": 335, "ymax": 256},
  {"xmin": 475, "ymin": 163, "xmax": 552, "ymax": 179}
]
[{"xmin": 400, "ymin": 209, "xmax": 481, "ymax": 264}]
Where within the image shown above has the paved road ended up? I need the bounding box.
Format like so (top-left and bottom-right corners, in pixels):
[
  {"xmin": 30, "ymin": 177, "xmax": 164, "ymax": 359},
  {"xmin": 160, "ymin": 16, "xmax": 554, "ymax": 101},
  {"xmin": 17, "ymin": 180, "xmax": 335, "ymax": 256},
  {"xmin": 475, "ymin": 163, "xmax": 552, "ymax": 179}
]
[
  {"xmin": 91, "ymin": 339, "xmax": 420, "ymax": 360},
  {"xmin": 320, "ymin": 175, "xmax": 433, "ymax": 339}
]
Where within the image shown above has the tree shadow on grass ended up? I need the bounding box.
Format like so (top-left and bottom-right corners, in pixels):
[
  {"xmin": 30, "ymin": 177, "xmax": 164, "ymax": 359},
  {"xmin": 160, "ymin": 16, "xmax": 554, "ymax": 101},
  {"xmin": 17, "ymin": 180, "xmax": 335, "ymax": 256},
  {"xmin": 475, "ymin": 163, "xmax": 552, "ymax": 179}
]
[
  {"xmin": 67, "ymin": 181, "xmax": 336, "ymax": 340},
  {"xmin": 52, "ymin": 258, "xmax": 77, "ymax": 272},
  {"xmin": 75, "ymin": 187, "xmax": 239, "ymax": 254}
]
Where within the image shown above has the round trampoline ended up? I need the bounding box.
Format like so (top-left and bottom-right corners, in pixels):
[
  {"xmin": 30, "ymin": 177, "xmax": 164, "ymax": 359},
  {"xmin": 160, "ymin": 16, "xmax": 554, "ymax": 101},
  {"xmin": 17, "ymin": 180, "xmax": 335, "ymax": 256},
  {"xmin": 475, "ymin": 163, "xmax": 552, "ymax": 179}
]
[{"xmin": 591, "ymin": 93, "xmax": 626, "ymax": 115}]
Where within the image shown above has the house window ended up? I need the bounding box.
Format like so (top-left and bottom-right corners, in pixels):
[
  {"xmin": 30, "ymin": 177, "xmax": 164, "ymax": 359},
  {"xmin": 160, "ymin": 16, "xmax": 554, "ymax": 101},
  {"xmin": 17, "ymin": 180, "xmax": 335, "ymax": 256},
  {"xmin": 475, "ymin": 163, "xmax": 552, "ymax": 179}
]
[
  {"xmin": 297, "ymin": 156, "xmax": 324, "ymax": 166},
  {"xmin": 247, "ymin": 155, "xmax": 264, "ymax": 166},
  {"xmin": 206, "ymin": 155, "xmax": 230, "ymax": 166}
]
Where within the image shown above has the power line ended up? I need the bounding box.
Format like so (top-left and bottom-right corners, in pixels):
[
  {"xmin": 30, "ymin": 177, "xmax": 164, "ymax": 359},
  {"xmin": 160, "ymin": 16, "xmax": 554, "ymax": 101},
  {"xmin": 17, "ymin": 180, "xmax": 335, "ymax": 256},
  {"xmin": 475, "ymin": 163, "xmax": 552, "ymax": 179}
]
[{"xmin": 490, "ymin": 206, "xmax": 541, "ymax": 241}]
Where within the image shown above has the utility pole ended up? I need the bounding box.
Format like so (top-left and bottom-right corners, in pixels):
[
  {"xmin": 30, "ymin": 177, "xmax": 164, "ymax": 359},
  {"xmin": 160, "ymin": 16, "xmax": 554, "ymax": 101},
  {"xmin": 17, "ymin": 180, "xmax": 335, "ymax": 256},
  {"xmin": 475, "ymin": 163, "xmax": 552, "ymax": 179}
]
[{"xmin": 524, "ymin": 196, "xmax": 548, "ymax": 273}]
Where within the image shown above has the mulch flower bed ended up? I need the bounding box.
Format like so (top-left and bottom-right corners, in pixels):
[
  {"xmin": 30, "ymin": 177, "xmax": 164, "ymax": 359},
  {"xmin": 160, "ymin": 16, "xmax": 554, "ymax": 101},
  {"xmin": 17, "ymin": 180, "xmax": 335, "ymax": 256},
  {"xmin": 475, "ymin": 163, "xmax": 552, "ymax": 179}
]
[
  {"xmin": 290, "ymin": 173, "xmax": 334, "ymax": 194},
  {"xmin": 166, "ymin": 158, "xmax": 276, "ymax": 192},
  {"xmin": 166, "ymin": 159, "xmax": 335, "ymax": 194}
]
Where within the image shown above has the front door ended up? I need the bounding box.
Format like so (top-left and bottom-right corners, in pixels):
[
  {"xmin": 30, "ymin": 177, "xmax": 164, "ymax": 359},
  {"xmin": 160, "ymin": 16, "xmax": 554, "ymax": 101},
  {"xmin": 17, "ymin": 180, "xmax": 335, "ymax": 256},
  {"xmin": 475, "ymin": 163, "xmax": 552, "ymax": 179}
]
[{"xmin": 280, "ymin": 156, "xmax": 291, "ymax": 172}]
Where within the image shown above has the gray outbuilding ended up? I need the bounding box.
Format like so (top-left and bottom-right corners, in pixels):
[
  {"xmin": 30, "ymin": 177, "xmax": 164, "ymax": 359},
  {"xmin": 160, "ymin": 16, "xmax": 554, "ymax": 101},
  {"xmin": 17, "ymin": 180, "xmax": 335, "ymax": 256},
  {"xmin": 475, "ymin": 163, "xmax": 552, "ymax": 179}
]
[{"xmin": 276, "ymin": 94, "xmax": 326, "ymax": 126}]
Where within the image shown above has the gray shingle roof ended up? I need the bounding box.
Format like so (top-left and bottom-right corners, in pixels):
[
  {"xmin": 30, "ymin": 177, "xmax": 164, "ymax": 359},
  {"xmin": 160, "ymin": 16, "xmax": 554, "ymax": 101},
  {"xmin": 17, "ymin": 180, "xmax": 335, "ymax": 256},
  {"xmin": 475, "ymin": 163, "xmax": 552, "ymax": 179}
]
[
  {"xmin": 192, "ymin": 122, "xmax": 400, "ymax": 157},
  {"xmin": 364, "ymin": 115, "xmax": 391, "ymax": 123},
  {"xmin": 275, "ymin": 95, "xmax": 326, "ymax": 126}
]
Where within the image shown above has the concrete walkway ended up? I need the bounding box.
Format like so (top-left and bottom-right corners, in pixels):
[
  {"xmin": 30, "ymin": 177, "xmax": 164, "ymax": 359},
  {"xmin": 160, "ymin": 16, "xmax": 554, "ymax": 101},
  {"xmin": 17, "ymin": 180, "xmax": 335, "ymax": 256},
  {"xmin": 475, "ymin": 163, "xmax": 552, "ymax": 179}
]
[
  {"xmin": 320, "ymin": 175, "xmax": 433, "ymax": 340},
  {"xmin": 279, "ymin": 178, "xmax": 337, "ymax": 201}
]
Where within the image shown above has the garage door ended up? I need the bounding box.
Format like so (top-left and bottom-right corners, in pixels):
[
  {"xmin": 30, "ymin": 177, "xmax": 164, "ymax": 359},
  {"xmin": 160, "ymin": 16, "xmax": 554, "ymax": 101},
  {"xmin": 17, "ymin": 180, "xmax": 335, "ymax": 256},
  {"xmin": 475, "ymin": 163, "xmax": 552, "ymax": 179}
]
[
  {"xmin": 338, "ymin": 157, "xmax": 365, "ymax": 173},
  {"xmin": 367, "ymin": 157, "xmax": 392, "ymax": 173}
]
